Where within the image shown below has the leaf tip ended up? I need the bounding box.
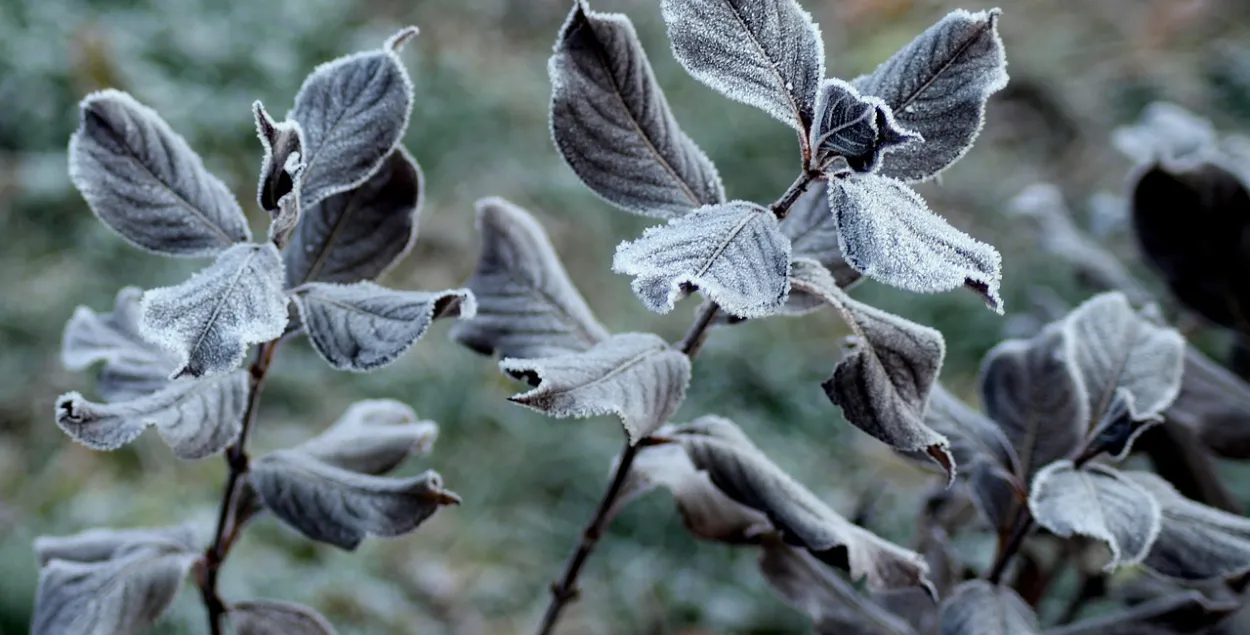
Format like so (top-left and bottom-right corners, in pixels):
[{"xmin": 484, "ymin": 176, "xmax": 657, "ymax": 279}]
[{"xmin": 386, "ymin": 26, "xmax": 420, "ymax": 52}]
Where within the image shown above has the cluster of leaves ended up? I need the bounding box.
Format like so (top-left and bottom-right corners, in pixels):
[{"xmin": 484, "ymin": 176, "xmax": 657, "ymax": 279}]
[{"xmin": 37, "ymin": 28, "xmax": 468, "ymax": 635}]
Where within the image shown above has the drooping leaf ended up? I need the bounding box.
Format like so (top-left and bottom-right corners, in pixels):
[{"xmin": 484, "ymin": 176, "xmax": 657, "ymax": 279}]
[
  {"xmin": 34, "ymin": 524, "xmax": 197, "ymax": 567},
  {"xmin": 612, "ymin": 201, "xmax": 791, "ymax": 318},
  {"xmin": 549, "ymin": 1, "xmax": 723, "ymax": 218},
  {"xmin": 293, "ymin": 281, "xmax": 474, "ymax": 372},
  {"xmin": 660, "ymin": 0, "xmax": 824, "ymax": 136},
  {"xmin": 759, "ymin": 538, "xmax": 918, "ymax": 635},
  {"xmin": 1046, "ymin": 590, "xmax": 1238, "ymax": 635},
  {"xmin": 938, "ymin": 580, "xmax": 1039, "ymax": 635},
  {"xmin": 1130, "ymin": 158, "xmax": 1250, "ymax": 330},
  {"xmin": 828, "ymin": 174, "xmax": 1002, "ymax": 311},
  {"xmin": 792, "ymin": 262, "xmax": 954, "ymax": 480},
  {"xmin": 1128, "ymin": 471, "xmax": 1250, "ymax": 581},
  {"xmin": 68, "ymin": 89, "xmax": 250, "ymax": 257},
  {"xmin": 140, "ymin": 243, "xmax": 289, "ymax": 379},
  {"xmin": 979, "ymin": 324, "xmax": 1087, "ymax": 477},
  {"xmin": 853, "ymin": 10, "xmax": 1008, "ymax": 182},
  {"xmin": 61, "ymin": 286, "xmax": 179, "ymax": 402},
  {"xmin": 808, "ymin": 79, "xmax": 919, "ymax": 174},
  {"xmin": 288, "ymin": 30, "xmax": 414, "ymax": 209},
  {"xmin": 781, "ymin": 181, "xmax": 862, "ymax": 289},
  {"xmin": 230, "ymin": 600, "xmax": 337, "ymax": 635},
  {"xmin": 500, "ymin": 332, "xmax": 691, "ymax": 443},
  {"xmin": 872, "ymin": 524, "xmax": 961, "ymax": 633},
  {"xmin": 32, "ymin": 541, "xmax": 198, "ymax": 635},
  {"xmin": 284, "ymin": 147, "xmax": 422, "ymax": 288},
  {"xmin": 1112, "ymin": 102, "xmax": 1218, "ymax": 163},
  {"xmin": 676, "ymin": 426, "xmax": 934, "ymax": 591},
  {"xmin": 55, "ymin": 371, "xmax": 248, "ymax": 460},
  {"xmin": 266, "ymin": 182, "xmax": 303, "ymax": 251},
  {"xmin": 252, "ymin": 101, "xmax": 304, "ymax": 213},
  {"xmin": 294, "ymin": 399, "xmax": 439, "ymax": 476},
  {"xmin": 1063, "ymin": 292, "xmax": 1185, "ymax": 435},
  {"xmin": 451, "ymin": 197, "xmax": 610, "ymax": 359},
  {"xmin": 249, "ymin": 450, "xmax": 459, "ymax": 550},
  {"xmin": 1169, "ymin": 345, "xmax": 1250, "ymax": 459},
  {"xmin": 1028, "ymin": 460, "xmax": 1161, "ymax": 571}
]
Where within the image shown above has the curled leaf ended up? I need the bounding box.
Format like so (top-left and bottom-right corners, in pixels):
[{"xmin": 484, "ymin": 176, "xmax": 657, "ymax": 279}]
[
  {"xmin": 501, "ymin": 332, "xmax": 691, "ymax": 443},
  {"xmin": 61, "ymin": 286, "xmax": 179, "ymax": 402},
  {"xmin": 828, "ymin": 174, "xmax": 1002, "ymax": 311},
  {"xmin": 141, "ymin": 243, "xmax": 289, "ymax": 379},
  {"xmin": 549, "ymin": 1, "xmax": 723, "ymax": 218},
  {"xmin": 284, "ymin": 148, "xmax": 422, "ymax": 288},
  {"xmin": 249, "ymin": 450, "xmax": 458, "ymax": 550},
  {"xmin": 293, "ymin": 281, "xmax": 474, "ymax": 372},
  {"xmin": 612, "ymin": 201, "xmax": 791, "ymax": 318},
  {"xmin": 853, "ymin": 10, "xmax": 1008, "ymax": 182},
  {"xmin": 938, "ymin": 580, "xmax": 1039, "ymax": 635},
  {"xmin": 35, "ymin": 524, "xmax": 197, "ymax": 567},
  {"xmin": 55, "ymin": 371, "xmax": 247, "ymax": 460},
  {"xmin": 68, "ymin": 89, "xmax": 250, "ymax": 257},
  {"xmin": 660, "ymin": 0, "xmax": 824, "ymax": 136},
  {"xmin": 252, "ymin": 101, "xmax": 304, "ymax": 213},
  {"xmin": 294, "ymin": 399, "xmax": 439, "ymax": 476},
  {"xmin": 1128, "ymin": 471, "xmax": 1250, "ymax": 581},
  {"xmin": 1028, "ymin": 460, "xmax": 1161, "ymax": 571},
  {"xmin": 808, "ymin": 78, "xmax": 919, "ymax": 174},
  {"xmin": 230, "ymin": 599, "xmax": 337, "ymax": 635},
  {"xmin": 451, "ymin": 197, "xmax": 608, "ymax": 359},
  {"xmin": 289, "ymin": 31, "xmax": 414, "ymax": 209}
]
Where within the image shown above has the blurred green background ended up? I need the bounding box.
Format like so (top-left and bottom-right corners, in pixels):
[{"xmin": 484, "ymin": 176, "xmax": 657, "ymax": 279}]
[{"xmin": 4, "ymin": 0, "xmax": 1250, "ymax": 633}]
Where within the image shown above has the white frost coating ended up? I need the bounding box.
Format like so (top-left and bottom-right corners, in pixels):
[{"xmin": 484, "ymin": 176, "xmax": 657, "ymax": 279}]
[
  {"xmin": 451, "ymin": 197, "xmax": 611, "ymax": 359},
  {"xmin": 938, "ymin": 580, "xmax": 1039, "ymax": 635},
  {"xmin": 61, "ymin": 286, "xmax": 180, "ymax": 402},
  {"xmin": 68, "ymin": 89, "xmax": 250, "ymax": 257},
  {"xmin": 32, "ymin": 543, "xmax": 198, "ymax": 635},
  {"xmin": 295, "ymin": 399, "xmax": 439, "ymax": 476},
  {"xmin": 828, "ymin": 175, "xmax": 1002, "ymax": 312},
  {"xmin": 1111, "ymin": 102, "xmax": 1218, "ymax": 163},
  {"xmin": 500, "ymin": 332, "xmax": 692, "ymax": 444},
  {"xmin": 808, "ymin": 78, "xmax": 920, "ymax": 174},
  {"xmin": 293, "ymin": 281, "xmax": 475, "ymax": 372},
  {"xmin": 613, "ymin": 201, "xmax": 792, "ymax": 318},
  {"xmin": 853, "ymin": 9, "xmax": 1008, "ymax": 183},
  {"xmin": 55, "ymin": 371, "xmax": 248, "ymax": 460},
  {"xmin": 549, "ymin": 2, "xmax": 724, "ymax": 218},
  {"xmin": 34, "ymin": 524, "xmax": 198, "ymax": 568},
  {"xmin": 231, "ymin": 600, "xmax": 338, "ymax": 635},
  {"xmin": 1028, "ymin": 460, "xmax": 1162, "ymax": 572},
  {"xmin": 140, "ymin": 243, "xmax": 289, "ymax": 379},
  {"xmin": 287, "ymin": 29, "xmax": 414, "ymax": 210},
  {"xmin": 661, "ymin": 0, "xmax": 824, "ymax": 135},
  {"xmin": 1128, "ymin": 471, "xmax": 1250, "ymax": 581},
  {"xmin": 252, "ymin": 100, "xmax": 305, "ymax": 212}
]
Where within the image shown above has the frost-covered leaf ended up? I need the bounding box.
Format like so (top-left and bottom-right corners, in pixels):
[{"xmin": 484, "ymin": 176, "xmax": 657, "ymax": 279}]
[
  {"xmin": 253, "ymin": 101, "xmax": 304, "ymax": 213},
  {"xmin": 1084, "ymin": 388, "xmax": 1163, "ymax": 461},
  {"xmin": 32, "ymin": 541, "xmax": 197, "ymax": 635},
  {"xmin": 792, "ymin": 263, "xmax": 954, "ymax": 480},
  {"xmin": 782, "ymin": 182, "xmax": 862, "ymax": 288},
  {"xmin": 68, "ymin": 89, "xmax": 250, "ymax": 257},
  {"xmin": 1112, "ymin": 102, "xmax": 1218, "ymax": 163},
  {"xmin": 925, "ymin": 384, "xmax": 1023, "ymax": 530},
  {"xmin": 853, "ymin": 10, "xmax": 1008, "ymax": 182},
  {"xmin": 613, "ymin": 201, "xmax": 791, "ymax": 318},
  {"xmin": 289, "ymin": 31, "xmax": 414, "ymax": 209},
  {"xmin": 1130, "ymin": 159, "xmax": 1250, "ymax": 330},
  {"xmin": 267, "ymin": 184, "xmax": 302, "ymax": 250},
  {"xmin": 1046, "ymin": 590, "xmax": 1238, "ymax": 635},
  {"xmin": 451, "ymin": 197, "xmax": 609, "ymax": 359},
  {"xmin": 1128, "ymin": 471, "xmax": 1250, "ymax": 581},
  {"xmin": 829, "ymin": 175, "xmax": 1002, "ymax": 311},
  {"xmin": 808, "ymin": 79, "xmax": 920, "ymax": 174},
  {"xmin": 294, "ymin": 399, "xmax": 438, "ymax": 476},
  {"xmin": 938, "ymin": 580, "xmax": 1038, "ymax": 635},
  {"xmin": 660, "ymin": 0, "xmax": 824, "ymax": 136},
  {"xmin": 230, "ymin": 600, "xmax": 337, "ymax": 635},
  {"xmin": 35, "ymin": 525, "xmax": 196, "ymax": 567},
  {"xmin": 55, "ymin": 371, "xmax": 247, "ymax": 460},
  {"xmin": 1063, "ymin": 292, "xmax": 1185, "ymax": 429},
  {"xmin": 676, "ymin": 426, "xmax": 933, "ymax": 591},
  {"xmin": 293, "ymin": 281, "xmax": 474, "ymax": 372},
  {"xmin": 249, "ymin": 450, "xmax": 459, "ymax": 550},
  {"xmin": 979, "ymin": 324, "xmax": 1087, "ymax": 477},
  {"xmin": 1028, "ymin": 461, "xmax": 1161, "ymax": 571},
  {"xmin": 141, "ymin": 243, "xmax": 289, "ymax": 378},
  {"xmin": 284, "ymin": 148, "xmax": 422, "ymax": 287},
  {"xmin": 1169, "ymin": 346, "xmax": 1250, "ymax": 459},
  {"xmin": 61, "ymin": 286, "xmax": 179, "ymax": 402},
  {"xmin": 759, "ymin": 538, "xmax": 918, "ymax": 635},
  {"xmin": 550, "ymin": 2, "xmax": 723, "ymax": 218},
  {"xmin": 501, "ymin": 332, "xmax": 691, "ymax": 443}
]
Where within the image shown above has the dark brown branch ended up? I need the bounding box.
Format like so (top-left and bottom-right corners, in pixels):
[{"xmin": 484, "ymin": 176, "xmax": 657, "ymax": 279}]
[
  {"xmin": 771, "ymin": 171, "xmax": 819, "ymax": 220},
  {"xmin": 987, "ymin": 510, "xmax": 1033, "ymax": 584},
  {"xmin": 197, "ymin": 340, "xmax": 279, "ymax": 634}
]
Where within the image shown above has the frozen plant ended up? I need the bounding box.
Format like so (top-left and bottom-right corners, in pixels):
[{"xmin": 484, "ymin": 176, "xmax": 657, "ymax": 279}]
[{"xmin": 36, "ymin": 27, "xmax": 471, "ymax": 635}]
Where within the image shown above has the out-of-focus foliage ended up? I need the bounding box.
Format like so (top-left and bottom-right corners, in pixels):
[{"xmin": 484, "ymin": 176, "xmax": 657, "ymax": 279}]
[{"xmin": 6, "ymin": 0, "xmax": 1250, "ymax": 633}]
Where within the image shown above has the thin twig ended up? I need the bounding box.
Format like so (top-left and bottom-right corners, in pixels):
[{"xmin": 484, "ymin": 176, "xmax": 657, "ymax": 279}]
[
  {"xmin": 198, "ymin": 340, "xmax": 280, "ymax": 634},
  {"xmin": 534, "ymin": 172, "xmax": 816, "ymax": 635},
  {"xmin": 987, "ymin": 511, "xmax": 1033, "ymax": 584}
]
